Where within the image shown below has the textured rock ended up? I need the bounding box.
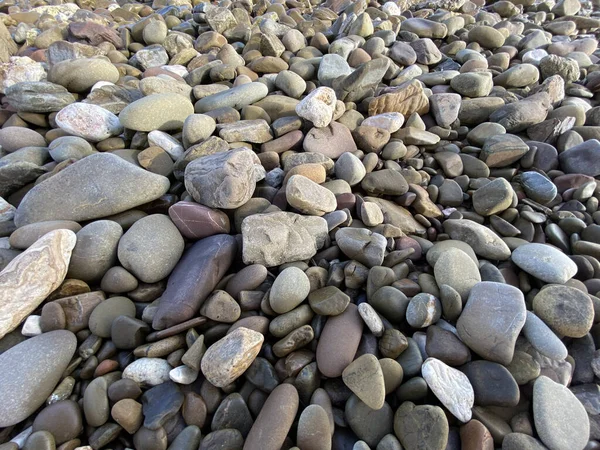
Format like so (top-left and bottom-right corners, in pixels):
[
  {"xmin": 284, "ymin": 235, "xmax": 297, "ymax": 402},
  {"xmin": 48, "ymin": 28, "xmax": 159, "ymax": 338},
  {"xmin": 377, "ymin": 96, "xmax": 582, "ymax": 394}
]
[
  {"xmin": 368, "ymin": 80, "xmax": 429, "ymax": 116},
  {"xmin": 184, "ymin": 148, "xmax": 265, "ymax": 209},
  {"xmin": 15, "ymin": 153, "xmax": 170, "ymax": 226},
  {"xmin": 0, "ymin": 330, "xmax": 77, "ymax": 427},
  {"xmin": 55, "ymin": 103, "xmax": 123, "ymax": 142},
  {"xmin": 0, "ymin": 230, "xmax": 75, "ymax": 339},
  {"xmin": 422, "ymin": 358, "xmax": 474, "ymax": 422},
  {"xmin": 342, "ymin": 354, "xmax": 386, "ymax": 410},
  {"xmin": 201, "ymin": 327, "xmax": 264, "ymax": 387},
  {"xmin": 241, "ymin": 212, "xmax": 328, "ymax": 267},
  {"xmin": 5, "ymin": 81, "xmax": 76, "ymax": 113}
]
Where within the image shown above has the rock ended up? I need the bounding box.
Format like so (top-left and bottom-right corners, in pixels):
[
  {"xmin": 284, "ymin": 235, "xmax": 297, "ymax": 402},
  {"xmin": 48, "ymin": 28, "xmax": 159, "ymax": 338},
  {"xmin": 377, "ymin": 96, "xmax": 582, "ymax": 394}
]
[
  {"xmin": 111, "ymin": 399, "xmax": 143, "ymax": 434},
  {"xmin": 422, "ymin": 358, "xmax": 474, "ymax": 422},
  {"xmin": 15, "ymin": 153, "xmax": 170, "ymax": 226},
  {"xmin": 5, "ymin": 82, "xmax": 75, "ymax": 113},
  {"xmin": 153, "ymin": 234, "xmax": 236, "ymax": 330},
  {"xmin": 450, "ymin": 72, "xmax": 493, "ymax": 97},
  {"xmin": 47, "ymin": 58, "xmax": 119, "ymax": 93},
  {"xmin": 119, "ymin": 94, "xmax": 194, "ymax": 132},
  {"xmin": 83, "ymin": 377, "xmax": 109, "ymax": 427},
  {"xmin": 489, "ymin": 93, "xmax": 551, "ymax": 133},
  {"xmin": 0, "ymin": 230, "xmax": 75, "ymax": 339},
  {"xmin": 368, "ymin": 80, "xmax": 429, "ymax": 117},
  {"xmin": 32, "ymin": 400, "xmax": 82, "ymax": 445},
  {"xmin": 270, "ymin": 266, "xmax": 310, "ymax": 314},
  {"xmin": 533, "ymin": 376, "xmax": 589, "ymax": 450},
  {"xmin": 286, "ymin": 175, "xmax": 337, "ymax": 216},
  {"xmin": 512, "ymin": 243, "xmax": 577, "ymax": 284},
  {"xmin": 461, "ymin": 360, "xmax": 520, "ymax": 407},
  {"xmin": 532, "ymin": 285, "xmax": 594, "ymax": 338},
  {"xmin": 316, "ymin": 303, "xmax": 363, "ymax": 377},
  {"xmin": 457, "ymin": 282, "xmax": 526, "ymax": 365},
  {"xmin": 55, "ymin": 103, "xmax": 123, "ymax": 142},
  {"xmin": 0, "ymin": 22, "xmax": 17, "ymax": 63},
  {"xmin": 295, "ymin": 86, "xmax": 337, "ymax": 127},
  {"xmin": 0, "ymin": 330, "xmax": 77, "ymax": 427},
  {"xmin": 430, "ymin": 93, "xmax": 461, "ymax": 127},
  {"xmin": 184, "ymin": 148, "xmax": 265, "ymax": 209},
  {"xmin": 303, "ymin": 121, "xmax": 358, "ymax": 159},
  {"xmin": 335, "ymin": 152, "xmax": 367, "ymax": 186},
  {"xmin": 468, "ymin": 25, "xmax": 505, "ymax": 48},
  {"xmin": 89, "ymin": 296, "xmax": 136, "ymax": 338},
  {"xmin": 519, "ymin": 172, "xmax": 557, "ymax": 205},
  {"xmin": 244, "ymin": 384, "xmax": 298, "ymax": 450},
  {"xmin": 218, "ymin": 120, "xmax": 273, "ymax": 144},
  {"xmin": 558, "ymin": 139, "xmax": 600, "ymax": 177},
  {"xmin": 196, "ymin": 82, "xmax": 268, "ymax": 113},
  {"xmin": 168, "ymin": 201, "xmax": 230, "ymax": 240},
  {"xmin": 394, "ymin": 402, "xmax": 449, "ymax": 450},
  {"xmin": 480, "ymin": 134, "xmax": 529, "ymax": 168},
  {"xmin": 241, "ymin": 212, "xmax": 328, "ymax": 267},
  {"xmin": 336, "ymin": 228, "xmax": 387, "ymax": 267},
  {"xmin": 433, "ymin": 247, "xmax": 481, "ymax": 300},
  {"xmin": 342, "ymin": 354, "xmax": 386, "ymax": 410},
  {"xmin": 444, "ymin": 219, "xmax": 511, "ymax": 260},
  {"xmin": 0, "ymin": 127, "xmax": 46, "ymax": 152},
  {"xmin": 118, "ymin": 214, "xmax": 184, "ymax": 283},
  {"xmin": 123, "ymin": 358, "xmax": 172, "ymax": 387},
  {"xmin": 297, "ymin": 405, "xmax": 331, "ymax": 450},
  {"xmin": 523, "ymin": 311, "xmax": 568, "ymax": 361},
  {"xmin": 472, "ymin": 178, "xmax": 514, "ymax": 216},
  {"xmin": 48, "ymin": 136, "xmax": 95, "ymax": 162}
]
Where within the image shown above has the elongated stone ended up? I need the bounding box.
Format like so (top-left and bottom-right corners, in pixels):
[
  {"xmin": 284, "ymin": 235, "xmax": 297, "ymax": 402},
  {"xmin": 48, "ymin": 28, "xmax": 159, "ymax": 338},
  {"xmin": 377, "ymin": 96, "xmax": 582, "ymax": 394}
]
[
  {"xmin": 0, "ymin": 230, "xmax": 75, "ymax": 339},
  {"xmin": 152, "ymin": 234, "xmax": 237, "ymax": 330}
]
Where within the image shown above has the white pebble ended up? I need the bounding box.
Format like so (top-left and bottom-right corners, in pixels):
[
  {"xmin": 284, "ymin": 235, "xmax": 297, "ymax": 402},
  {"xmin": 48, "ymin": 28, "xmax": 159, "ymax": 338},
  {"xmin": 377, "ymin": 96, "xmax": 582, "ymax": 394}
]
[{"xmin": 21, "ymin": 315, "xmax": 42, "ymax": 337}]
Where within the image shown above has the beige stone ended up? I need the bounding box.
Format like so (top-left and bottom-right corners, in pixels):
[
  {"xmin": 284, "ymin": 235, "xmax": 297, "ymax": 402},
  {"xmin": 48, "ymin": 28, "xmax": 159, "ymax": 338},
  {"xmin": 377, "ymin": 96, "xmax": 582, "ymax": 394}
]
[
  {"xmin": 368, "ymin": 80, "xmax": 429, "ymax": 117},
  {"xmin": 0, "ymin": 229, "xmax": 75, "ymax": 339}
]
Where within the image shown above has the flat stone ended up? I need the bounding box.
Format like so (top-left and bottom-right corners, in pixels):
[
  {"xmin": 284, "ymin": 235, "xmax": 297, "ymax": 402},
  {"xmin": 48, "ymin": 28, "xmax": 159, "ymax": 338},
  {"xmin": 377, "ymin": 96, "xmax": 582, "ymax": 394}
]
[
  {"xmin": 422, "ymin": 358, "xmax": 474, "ymax": 422},
  {"xmin": 5, "ymin": 81, "xmax": 76, "ymax": 113},
  {"xmin": 316, "ymin": 303, "xmax": 363, "ymax": 377},
  {"xmin": 309, "ymin": 286, "xmax": 350, "ymax": 316},
  {"xmin": 461, "ymin": 360, "xmax": 520, "ymax": 407},
  {"xmin": 342, "ymin": 354, "xmax": 386, "ymax": 410},
  {"xmin": 0, "ymin": 230, "xmax": 75, "ymax": 339},
  {"xmin": 14, "ymin": 153, "xmax": 170, "ymax": 226},
  {"xmin": 119, "ymin": 93, "xmax": 194, "ymax": 132},
  {"xmin": 444, "ymin": 219, "xmax": 511, "ymax": 260},
  {"xmin": 142, "ymin": 381, "xmax": 184, "ymax": 430},
  {"xmin": 218, "ymin": 120, "xmax": 273, "ymax": 144},
  {"xmin": 481, "ymin": 134, "xmax": 529, "ymax": 168},
  {"xmin": 195, "ymin": 82, "xmax": 268, "ymax": 113},
  {"xmin": 32, "ymin": 400, "xmax": 82, "ymax": 445},
  {"xmin": 118, "ymin": 214, "xmax": 184, "ymax": 283},
  {"xmin": 532, "ymin": 284, "xmax": 594, "ymax": 338},
  {"xmin": 244, "ymin": 384, "xmax": 299, "ymax": 450},
  {"xmin": 241, "ymin": 212, "xmax": 328, "ymax": 267},
  {"xmin": 394, "ymin": 401, "xmax": 449, "ymax": 450},
  {"xmin": 153, "ymin": 234, "xmax": 237, "ymax": 330},
  {"xmin": 0, "ymin": 330, "xmax": 77, "ymax": 427},
  {"xmin": 457, "ymin": 282, "xmax": 526, "ymax": 365},
  {"xmin": 201, "ymin": 327, "xmax": 264, "ymax": 388},
  {"xmin": 472, "ymin": 178, "xmax": 514, "ymax": 216},
  {"xmin": 533, "ymin": 376, "xmax": 589, "ymax": 450},
  {"xmin": 168, "ymin": 201, "xmax": 230, "ymax": 240},
  {"xmin": 512, "ymin": 243, "xmax": 577, "ymax": 284},
  {"xmin": 368, "ymin": 80, "xmax": 429, "ymax": 117},
  {"xmin": 184, "ymin": 148, "xmax": 265, "ymax": 209}
]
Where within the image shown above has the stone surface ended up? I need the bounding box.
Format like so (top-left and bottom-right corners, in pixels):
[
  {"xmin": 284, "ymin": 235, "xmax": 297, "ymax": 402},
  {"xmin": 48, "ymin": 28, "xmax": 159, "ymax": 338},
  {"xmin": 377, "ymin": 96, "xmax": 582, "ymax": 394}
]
[
  {"xmin": 56, "ymin": 103, "xmax": 123, "ymax": 142},
  {"xmin": 119, "ymin": 93, "xmax": 194, "ymax": 132},
  {"xmin": 394, "ymin": 402, "xmax": 449, "ymax": 450},
  {"xmin": 0, "ymin": 330, "xmax": 77, "ymax": 427},
  {"xmin": 0, "ymin": 230, "xmax": 75, "ymax": 339},
  {"xmin": 342, "ymin": 354, "xmax": 386, "ymax": 410},
  {"xmin": 532, "ymin": 285, "xmax": 594, "ymax": 338},
  {"xmin": 15, "ymin": 153, "xmax": 170, "ymax": 226},
  {"xmin": 512, "ymin": 243, "xmax": 577, "ymax": 284}
]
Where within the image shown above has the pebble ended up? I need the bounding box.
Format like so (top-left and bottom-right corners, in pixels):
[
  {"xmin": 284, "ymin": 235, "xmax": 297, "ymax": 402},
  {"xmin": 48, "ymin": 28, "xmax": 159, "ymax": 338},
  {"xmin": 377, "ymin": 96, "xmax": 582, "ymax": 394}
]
[
  {"xmin": 200, "ymin": 327, "xmax": 263, "ymax": 388},
  {"xmin": 532, "ymin": 285, "xmax": 594, "ymax": 338},
  {"xmin": 286, "ymin": 175, "xmax": 337, "ymax": 216},
  {"xmin": 394, "ymin": 402, "xmax": 449, "ymax": 450},
  {"xmin": 512, "ymin": 243, "xmax": 578, "ymax": 284},
  {"xmin": 122, "ymin": 358, "xmax": 172, "ymax": 387},
  {"xmin": 55, "ymin": 103, "xmax": 122, "ymax": 142},
  {"xmin": 119, "ymin": 93, "xmax": 194, "ymax": 132},
  {"xmin": 342, "ymin": 354, "xmax": 386, "ymax": 410}
]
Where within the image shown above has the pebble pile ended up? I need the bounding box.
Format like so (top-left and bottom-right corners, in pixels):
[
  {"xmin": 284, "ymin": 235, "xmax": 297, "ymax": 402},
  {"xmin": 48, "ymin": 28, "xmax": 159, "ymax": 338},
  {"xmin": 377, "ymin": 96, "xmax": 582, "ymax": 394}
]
[{"xmin": 1, "ymin": 0, "xmax": 600, "ymax": 448}]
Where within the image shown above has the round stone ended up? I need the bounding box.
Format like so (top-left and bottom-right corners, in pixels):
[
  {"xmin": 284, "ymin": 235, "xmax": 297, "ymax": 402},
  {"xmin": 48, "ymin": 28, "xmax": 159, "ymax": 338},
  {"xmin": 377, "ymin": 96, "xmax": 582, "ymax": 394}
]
[
  {"xmin": 532, "ymin": 285, "xmax": 594, "ymax": 338},
  {"xmin": 433, "ymin": 248, "xmax": 481, "ymax": 301},
  {"xmin": 56, "ymin": 103, "xmax": 123, "ymax": 142},
  {"xmin": 511, "ymin": 243, "xmax": 577, "ymax": 284},
  {"xmin": 32, "ymin": 400, "xmax": 82, "ymax": 445},
  {"xmin": 406, "ymin": 293, "xmax": 442, "ymax": 328},
  {"xmin": 269, "ymin": 267, "xmax": 311, "ymax": 314},
  {"xmin": 119, "ymin": 93, "xmax": 194, "ymax": 132},
  {"xmin": 89, "ymin": 296, "xmax": 136, "ymax": 338}
]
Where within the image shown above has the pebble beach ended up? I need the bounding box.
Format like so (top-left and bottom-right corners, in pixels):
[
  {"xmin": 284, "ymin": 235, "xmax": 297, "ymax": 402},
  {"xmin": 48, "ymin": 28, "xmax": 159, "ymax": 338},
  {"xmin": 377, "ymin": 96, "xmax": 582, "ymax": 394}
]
[{"xmin": 1, "ymin": 0, "xmax": 600, "ymax": 448}]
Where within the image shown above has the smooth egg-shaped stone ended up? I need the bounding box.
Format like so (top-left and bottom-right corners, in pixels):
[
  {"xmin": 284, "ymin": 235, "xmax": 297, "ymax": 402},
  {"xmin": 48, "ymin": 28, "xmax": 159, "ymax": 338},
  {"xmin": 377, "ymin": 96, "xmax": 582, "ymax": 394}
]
[{"xmin": 0, "ymin": 330, "xmax": 77, "ymax": 427}]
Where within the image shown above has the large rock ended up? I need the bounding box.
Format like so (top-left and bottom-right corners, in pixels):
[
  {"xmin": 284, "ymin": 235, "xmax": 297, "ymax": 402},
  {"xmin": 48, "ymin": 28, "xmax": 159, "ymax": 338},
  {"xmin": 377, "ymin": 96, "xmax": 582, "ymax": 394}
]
[
  {"xmin": 14, "ymin": 153, "xmax": 170, "ymax": 226},
  {"xmin": 152, "ymin": 234, "xmax": 237, "ymax": 330},
  {"xmin": 184, "ymin": 148, "xmax": 265, "ymax": 209},
  {"xmin": 368, "ymin": 80, "xmax": 429, "ymax": 117},
  {"xmin": 55, "ymin": 103, "xmax": 123, "ymax": 142},
  {"xmin": 118, "ymin": 214, "xmax": 184, "ymax": 283},
  {"xmin": 0, "ymin": 230, "xmax": 75, "ymax": 339},
  {"xmin": 457, "ymin": 282, "xmax": 526, "ymax": 365},
  {"xmin": 0, "ymin": 330, "xmax": 77, "ymax": 427},
  {"xmin": 241, "ymin": 212, "xmax": 328, "ymax": 267}
]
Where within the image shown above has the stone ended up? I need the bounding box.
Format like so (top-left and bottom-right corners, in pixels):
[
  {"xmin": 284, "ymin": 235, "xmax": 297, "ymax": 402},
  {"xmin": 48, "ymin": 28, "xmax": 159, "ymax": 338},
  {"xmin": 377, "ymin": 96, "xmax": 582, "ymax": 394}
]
[
  {"xmin": 83, "ymin": 377, "xmax": 109, "ymax": 427},
  {"xmin": 335, "ymin": 152, "xmax": 366, "ymax": 186},
  {"xmin": 450, "ymin": 72, "xmax": 493, "ymax": 98},
  {"xmin": 394, "ymin": 402, "xmax": 449, "ymax": 450},
  {"xmin": 336, "ymin": 228, "xmax": 387, "ymax": 267},
  {"xmin": 422, "ymin": 358, "xmax": 474, "ymax": 422},
  {"xmin": 461, "ymin": 361, "xmax": 520, "ymax": 407},
  {"xmin": 489, "ymin": 93, "xmax": 551, "ymax": 133},
  {"xmin": 5, "ymin": 82, "xmax": 75, "ymax": 113},
  {"xmin": 468, "ymin": 25, "xmax": 505, "ymax": 48},
  {"xmin": 201, "ymin": 327, "xmax": 263, "ymax": 388},
  {"xmin": 295, "ymin": 86, "xmax": 337, "ymax": 127},
  {"xmin": 558, "ymin": 139, "xmax": 600, "ymax": 177},
  {"xmin": 457, "ymin": 282, "xmax": 526, "ymax": 365},
  {"xmin": 32, "ymin": 400, "xmax": 82, "ymax": 445},
  {"xmin": 123, "ymin": 358, "xmax": 172, "ymax": 387},
  {"xmin": 184, "ymin": 148, "xmax": 265, "ymax": 209},
  {"xmin": 119, "ymin": 93, "xmax": 194, "ymax": 132},
  {"xmin": 532, "ymin": 285, "xmax": 594, "ymax": 338},
  {"xmin": 297, "ymin": 405, "xmax": 331, "ymax": 450},
  {"xmin": 430, "ymin": 93, "xmax": 461, "ymax": 127},
  {"xmin": 519, "ymin": 172, "xmax": 557, "ymax": 205},
  {"xmin": 523, "ymin": 311, "xmax": 568, "ymax": 361},
  {"xmin": 368, "ymin": 81, "xmax": 429, "ymax": 117},
  {"xmin": 0, "ymin": 127, "xmax": 46, "ymax": 152},
  {"xmin": 286, "ymin": 175, "xmax": 337, "ymax": 216},
  {"xmin": 241, "ymin": 212, "xmax": 328, "ymax": 267},
  {"xmin": 218, "ymin": 120, "xmax": 273, "ymax": 144},
  {"xmin": 461, "ymin": 421, "xmax": 494, "ymax": 450},
  {"xmin": 444, "ymin": 220, "xmax": 511, "ymax": 260},
  {"xmin": 0, "ymin": 230, "xmax": 75, "ymax": 339},
  {"xmin": 533, "ymin": 376, "xmax": 589, "ymax": 450},
  {"xmin": 316, "ymin": 303, "xmax": 364, "ymax": 378},
  {"xmin": 342, "ymin": 354, "xmax": 386, "ymax": 410},
  {"xmin": 472, "ymin": 178, "xmax": 514, "ymax": 216},
  {"xmin": 433, "ymin": 247, "xmax": 481, "ymax": 301},
  {"xmin": 67, "ymin": 220, "xmax": 123, "ymax": 282},
  {"xmin": 512, "ymin": 243, "xmax": 577, "ymax": 284},
  {"xmin": 89, "ymin": 296, "xmax": 136, "ymax": 338},
  {"xmin": 111, "ymin": 399, "xmax": 143, "ymax": 434},
  {"xmin": 15, "ymin": 153, "xmax": 170, "ymax": 226},
  {"xmin": 406, "ymin": 293, "xmax": 442, "ymax": 328},
  {"xmin": 0, "ymin": 330, "xmax": 77, "ymax": 427},
  {"xmin": 56, "ymin": 103, "xmax": 123, "ymax": 142},
  {"xmin": 168, "ymin": 202, "xmax": 230, "ymax": 240},
  {"xmin": 270, "ymin": 266, "xmax": 310, "ymax": 314},
  {"xmin": 118, "ymin": 214, "xmax": 184, "ymax": 283},
  {"xmin": 481, "ymin": 135, "xmax": 529, "ymax": 168},
  {"xmin": 48, "ymin": 58, "xmax": 119, "ymax": 93},
  {"xmin": 153, "ymin": 234, "xmax": 237, "ymax": 330},
  {"xmin": 303, "ymin": 121, "xmax": 358, "ymax": 159}
]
